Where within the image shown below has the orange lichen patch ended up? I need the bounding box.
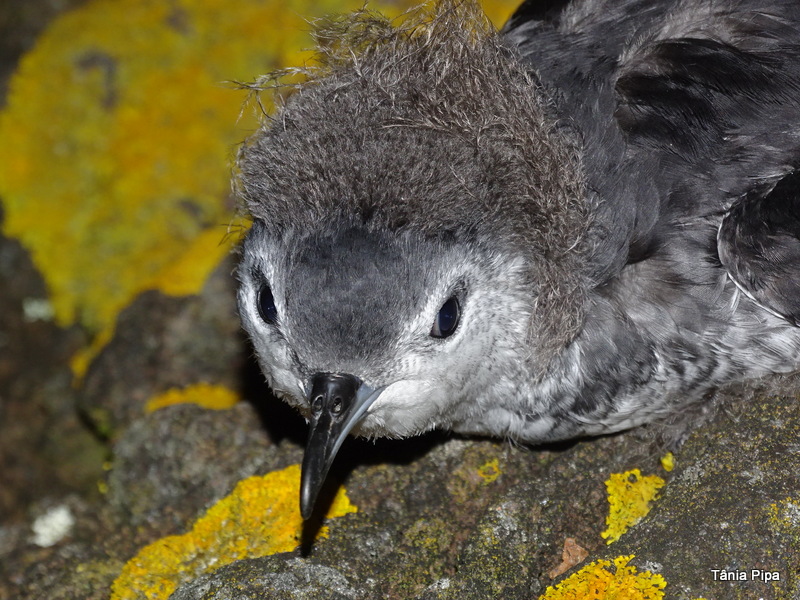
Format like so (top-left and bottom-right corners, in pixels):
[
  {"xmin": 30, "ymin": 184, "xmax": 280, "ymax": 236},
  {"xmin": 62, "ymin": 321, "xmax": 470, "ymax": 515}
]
[
  {"xmin": 477, "ymin": 458, "xmax": 502, "ymax": 483},
  {"xmin": 144, "ymin": 383, "xmax": 240, "ymax": 413},
  {"xmin": 539, "ymin": 555, "xmax": 666, "ymax": 600},
  {"xmin": 660, "ymin": 452, "xmax": 674, "ymax": 472},
  {"xmin": 601, "ymin": 469, "xmax": 666, "ymax": 545},
  {"xmin": 472, "ymin": 0, "xmax": 518, "ymax": 28},
  {"xmin": 68, "ymin": 221, "xmax": 248, "ymax": 382},
  {"xmin": 110, "ymin": 464, "xmax": 357, "ymax": 600},
  {"xmin": 150, "ymin": 225, "xmax": 241, "ymax": 296}
]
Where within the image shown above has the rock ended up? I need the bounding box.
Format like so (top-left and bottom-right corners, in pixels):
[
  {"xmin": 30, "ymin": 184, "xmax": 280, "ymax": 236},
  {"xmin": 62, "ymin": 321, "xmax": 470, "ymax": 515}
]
[
  {"xmin": 597, "ymin": 378, "xmax": 800, "ymax": 600},
  {"xmin": 106, "ymin": 402, "xmax": 297, "ymax": 529},
  {"xmin": 78, "ymin": 256, "xmax": 248, "ymax": 437},
  {"xmin": 170, "ymin": 556, "xmax": 360, "ymax": 600},
  {"xmin": 0, "ymin": 229, "xmax": 104, "ymax": 525}
]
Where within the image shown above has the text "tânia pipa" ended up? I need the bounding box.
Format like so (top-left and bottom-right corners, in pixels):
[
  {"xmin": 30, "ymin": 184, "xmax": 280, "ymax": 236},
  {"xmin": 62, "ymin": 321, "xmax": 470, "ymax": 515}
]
[{"xmin": 711, "ymin": 569, "xmax": 781, "ymax": 582}]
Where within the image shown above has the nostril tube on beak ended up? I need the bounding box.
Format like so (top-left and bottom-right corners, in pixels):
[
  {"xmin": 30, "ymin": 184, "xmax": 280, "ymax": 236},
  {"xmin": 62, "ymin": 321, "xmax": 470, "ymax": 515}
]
[{"xmin": 300, "ymin": 373, "xmax": 382, "ymax": 519}]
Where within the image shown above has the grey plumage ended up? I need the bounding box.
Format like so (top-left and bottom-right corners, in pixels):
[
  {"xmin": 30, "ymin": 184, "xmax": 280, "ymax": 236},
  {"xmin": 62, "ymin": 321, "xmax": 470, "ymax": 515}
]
[{"xmin": 235, "ymin": 0, "xmax": 800, "ymax": 517}]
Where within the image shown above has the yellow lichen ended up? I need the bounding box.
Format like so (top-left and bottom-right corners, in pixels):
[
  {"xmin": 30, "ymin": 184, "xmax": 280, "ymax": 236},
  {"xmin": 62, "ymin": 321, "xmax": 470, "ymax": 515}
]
[
  {"xmin": 601, "ymin": 469, "xmax": 665, "ymax": 544},
  {"xmin": 144, "ymin": 383, "xmax": 240, "ymax": 413},
  {"xmin": 660, "ymin": 452, "xmax": 674, "ymax": 472},
  {"xmin": 768, "ymin": 496, "xmax": 800, "ymax": 533},
  {"xmin": 539, "ymin": 555, "xmax": 666, "ymax": 600},
  {"xmin": 0, "ymin": 0, "xmax": 270, "ymax": 334},
  {"xmin": 110, "ymin": 464, "xmax": 357, "ymax": 600},
  {"xmin": 69, "ymin": 322, "xmax": 117, "ymax": 381},
  {"xmin": 477, "ymin": 458, "xmax": 502, "ymax": 484}
]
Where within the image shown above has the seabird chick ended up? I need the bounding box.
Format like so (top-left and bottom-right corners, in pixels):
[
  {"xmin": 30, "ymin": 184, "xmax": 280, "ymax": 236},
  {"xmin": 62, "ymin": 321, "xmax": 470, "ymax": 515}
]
[{"xmin": 235, "ymin": 0, "xmax": 800, "ymax": 518}]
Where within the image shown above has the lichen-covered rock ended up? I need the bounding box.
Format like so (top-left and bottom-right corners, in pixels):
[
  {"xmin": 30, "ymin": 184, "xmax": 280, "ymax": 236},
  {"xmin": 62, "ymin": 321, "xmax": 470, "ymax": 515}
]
[
  {"xmin": 593, "ymin": 378, "xmax": 800, "ymax": 600},
  {"xmin": 78, "ymin": 256, "xmax": 247, "ymax": 436},
  {"xmin": 106, "ymin": 402, "xmax": 294, "ymax": 528},
  {"xmin": 170, "ymin": 556, "xmax": 360, "ymax": 600},
  {"xmin": 2, "ymin": 1, "xmax": 800, "ymax": 599}
]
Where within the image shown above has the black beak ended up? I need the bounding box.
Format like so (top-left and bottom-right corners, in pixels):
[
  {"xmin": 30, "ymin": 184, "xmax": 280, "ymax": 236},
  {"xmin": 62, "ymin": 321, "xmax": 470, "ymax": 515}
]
[{"xmin": 300, "ymin": 372, "xmax": 381, "ymax": 519}]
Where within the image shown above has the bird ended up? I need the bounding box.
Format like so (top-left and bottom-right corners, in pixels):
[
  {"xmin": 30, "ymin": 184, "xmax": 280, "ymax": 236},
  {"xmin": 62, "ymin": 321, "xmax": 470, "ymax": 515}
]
[{"xmin": 234, "ymin": 0, "xmax": 800, "ymax": 519}]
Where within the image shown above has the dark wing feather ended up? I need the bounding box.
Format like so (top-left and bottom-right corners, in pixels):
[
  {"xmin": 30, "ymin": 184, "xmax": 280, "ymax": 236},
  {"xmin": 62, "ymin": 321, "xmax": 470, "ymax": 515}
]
[
  {"xmin": 612, "ymin": 8, "xmax": 800, "ymax": 326},
  {"xmin": 615, "ymin": 31, "xmax": 800, "ymax": 168},
  {"xmin": 502, "ymin": 0, "xmax": 572, "ymax": 31},
  {"xmin": 718, "ymin": 171, "xmax": 800, "ymax": 325},
  {"xmin": 615, "ymin": 37, "xmax": 787, "ymax": 156},
  {"xmin": 503, "ymin": 0, "xmax": 800, "ymax": 320}
]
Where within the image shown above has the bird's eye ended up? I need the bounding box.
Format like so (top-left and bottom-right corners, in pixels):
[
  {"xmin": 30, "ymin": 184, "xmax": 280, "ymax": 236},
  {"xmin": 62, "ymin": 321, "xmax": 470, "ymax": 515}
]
[
  {"xmin": 430, "ymin": 296, "xmax": 460, "ymax": 339},
  {"xmin": 257, "ymin": 285, "xmax": 278, "ymax": 325}
]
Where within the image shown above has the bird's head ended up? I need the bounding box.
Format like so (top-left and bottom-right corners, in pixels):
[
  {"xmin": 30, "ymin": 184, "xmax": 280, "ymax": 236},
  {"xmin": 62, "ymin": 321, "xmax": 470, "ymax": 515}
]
[
  {"xmin": 235, "ymin": 0, "xmax": 590, "ymax": 517},
  {"xmin": 237, "ymin": 218, "xmax": 533, "ymax": 516}
]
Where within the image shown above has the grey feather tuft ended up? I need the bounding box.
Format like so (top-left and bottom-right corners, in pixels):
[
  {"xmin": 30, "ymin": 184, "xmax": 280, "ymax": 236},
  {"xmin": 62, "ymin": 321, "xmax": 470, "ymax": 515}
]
[{"xmin": 236, "ymin": 0, "xmax": 590, "ymax": 360}]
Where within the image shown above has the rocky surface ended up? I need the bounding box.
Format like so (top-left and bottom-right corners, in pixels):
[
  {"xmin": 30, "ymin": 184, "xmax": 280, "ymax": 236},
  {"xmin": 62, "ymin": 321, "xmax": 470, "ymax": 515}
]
[{"xmin": 2, "ymin": 2, "xmax": 800, "ymax": 599}]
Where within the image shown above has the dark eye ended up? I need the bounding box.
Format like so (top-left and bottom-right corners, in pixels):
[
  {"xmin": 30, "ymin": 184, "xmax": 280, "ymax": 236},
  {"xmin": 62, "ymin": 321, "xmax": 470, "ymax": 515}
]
[
  {"xmin": 257, "ymin": 285, "xmax": 278, "ymax": 325},
  {"xmin": 430, "ymin": 296, "xmax": 460, "ymax": 338}
]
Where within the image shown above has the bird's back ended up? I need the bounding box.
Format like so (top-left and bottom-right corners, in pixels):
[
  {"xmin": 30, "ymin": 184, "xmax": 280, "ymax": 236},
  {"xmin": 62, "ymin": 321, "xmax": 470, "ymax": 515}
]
[
  {"xmin": 482, "ymin": 0, "xmax": 800, "ymax": 441},
  {"xmin": 504, "ymin": 0, "xmax": 800, "ymax": 285}
]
